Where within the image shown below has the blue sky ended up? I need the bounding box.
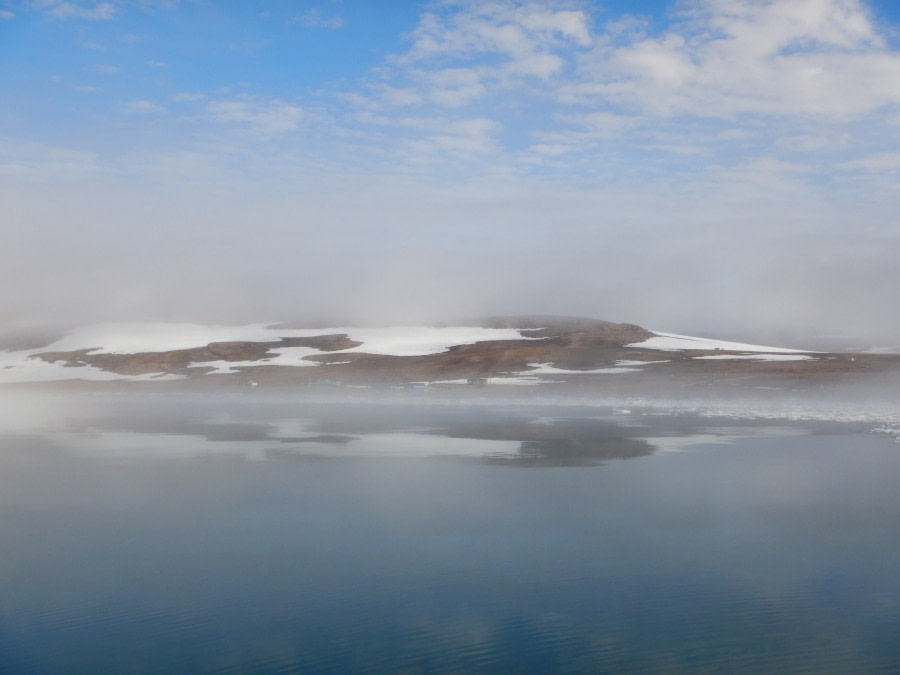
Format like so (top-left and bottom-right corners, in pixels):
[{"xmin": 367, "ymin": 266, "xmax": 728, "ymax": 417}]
[{"xmin": 3, "ymin": 0, "xmax": 900, "ymax": 342}]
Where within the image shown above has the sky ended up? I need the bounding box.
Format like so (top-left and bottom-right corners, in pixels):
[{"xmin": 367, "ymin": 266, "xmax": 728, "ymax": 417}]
[{"xmin": 2, "ymin": 0, "xmax": 900, "ymax": 344}]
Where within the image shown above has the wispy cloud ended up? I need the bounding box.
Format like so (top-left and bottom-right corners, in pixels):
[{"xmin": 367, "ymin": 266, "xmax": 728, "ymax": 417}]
[
  {"xmin": 0, "ymin": 9, "xmax": 15, "ymax": 19},
  {"xmin": 565, "ymin": 0, "xmax": 900, "ymax": 120},
  {"xmin": 172, "ymin": 92, "xmax": 205, "ymax": 102},
  {"xmin": 0, "ymin": 137, "xmax": 99, "ymax": 177},
  {"xmin": 292, "ymin": 8, "xmax": 343, "ymax": 30},
  {"xmin": 42, "ymin": 1, "xmax": 116, "ymax": 20},
  {"xmin": 839, "ymin": 151, "xmax": 900, "ymax": 171},
  {"xmin": 381, "ymin": 0, "xmax": 592, "ymax": 107},
  {"xmin": 336, "ymin": 0, "xmax": 900, "ymax": 179},
  {"xmin": 122, "ymin": 99, "xmax": 166, "ymax": 114},
  {"xmin": 207, "ymin": 96, "xmax": 303, "ymax": 135}
]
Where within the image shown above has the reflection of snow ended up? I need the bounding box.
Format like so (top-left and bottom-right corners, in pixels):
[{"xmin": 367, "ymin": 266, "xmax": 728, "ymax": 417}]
[
  {"xmin": 628, "ymin": 331, "xmax": 813, "ymax": 353},
  {"xmin": 873, "ymin": 426, "xmax": 900, "ymax": 442},
  {"xmin": 647, "ymin": 427, "xmax": 807, "ymax": 453},
  {"xmin": 322, "ymin": 433, "xmax": 521, "ymax": 458},
  {"xmin": 47, "ymin": 429, "xmax": 522, "ymax": 461}
]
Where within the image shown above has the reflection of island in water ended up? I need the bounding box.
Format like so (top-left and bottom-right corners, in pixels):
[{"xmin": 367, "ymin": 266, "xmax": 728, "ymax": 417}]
[
  {"xmin": 50, "ymin": 399, "xmax": 668, "ymax": 466},
  {"xmin": 44, "ymin": 396, "xmax": 865, "ymax": 467},
  {"xmin": 5, "ymin": 394, "xmax": 900, "ymax": 673}
]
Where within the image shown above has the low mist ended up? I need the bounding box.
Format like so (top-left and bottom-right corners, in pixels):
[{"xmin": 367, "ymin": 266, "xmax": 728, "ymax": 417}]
[{"xmin": 3, "ymin": 171, "xmax": 899, "ymax": 351}]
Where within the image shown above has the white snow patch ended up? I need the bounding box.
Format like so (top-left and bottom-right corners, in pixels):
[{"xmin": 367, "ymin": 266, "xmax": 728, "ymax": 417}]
[
  {"xmin": 615, "ymin": 359, "xmax": 669, "ymax": 367},
  {"xmin": 692, "ymin": 354, "xmax": 815, "ymax": 362},
  {"xmin": 37, "ymin": 323, "xmax": 535, "ymax": 357},
  {"xmin": 189, "ymin": 345, "xmax": 324, "ymax": 374},
  {"xmin": 0, "ymin": 351, "xmax": 183, "ymax": 383},
  {"xmin": 526, "ymin": 363, "xmax": 640, "ymax": 375},
  {"xmin": 0, "ymin": 323, "xmax": 540, "ymax": 383},
  {"xmin": 41, "ymin": 322, "xmax": 286, "ymax": 354},
  {"xmin": 627, "ymin": 331, "xmax": 814, "ymax": 353},
  {"xmin": 338, "ymin": 326, "xmax": 531, "ymax": 356},
  {"xmin": 489, "ymin": 376, "xmax": 550, "ymax": 386}
]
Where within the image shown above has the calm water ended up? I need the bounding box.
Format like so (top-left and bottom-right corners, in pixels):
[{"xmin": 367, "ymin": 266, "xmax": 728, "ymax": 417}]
[{"xmin": 2, "ymin": 394, "xmax": 900, "ymax": 673}]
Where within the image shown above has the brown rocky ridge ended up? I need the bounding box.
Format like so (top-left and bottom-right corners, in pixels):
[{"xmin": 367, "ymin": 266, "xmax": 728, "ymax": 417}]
[{"xmin": 22, "ymin": 316, "xmax": 900, "ymax": 392}]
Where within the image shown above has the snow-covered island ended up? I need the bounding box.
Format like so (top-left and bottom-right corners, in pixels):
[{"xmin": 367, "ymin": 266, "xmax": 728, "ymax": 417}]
[{"xmin": 1, "ymin": 316, "xmax": 896, "ymax": 393}]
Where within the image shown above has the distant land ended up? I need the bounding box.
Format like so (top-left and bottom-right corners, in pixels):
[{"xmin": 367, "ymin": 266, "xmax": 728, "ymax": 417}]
[{"xmin": 2, "ymin": 316, "xmax": 899, "ymax": 395}]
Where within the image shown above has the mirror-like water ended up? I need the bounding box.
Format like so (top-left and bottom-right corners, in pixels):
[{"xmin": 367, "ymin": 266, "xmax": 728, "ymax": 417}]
[{"xmin": 2, "ymin": 394, "xmax": 899, "ymax": 673}]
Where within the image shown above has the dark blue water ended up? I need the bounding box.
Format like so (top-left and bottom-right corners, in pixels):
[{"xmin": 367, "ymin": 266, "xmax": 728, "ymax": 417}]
[{"xmin": 2, "ymin": 396, "xmax": 900, "ymax": 672}]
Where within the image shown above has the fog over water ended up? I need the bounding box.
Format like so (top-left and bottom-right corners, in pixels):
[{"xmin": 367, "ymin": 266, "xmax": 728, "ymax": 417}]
[{"xmin": 3, "ymin": 1, "xmax": 900, "ymax": 348}]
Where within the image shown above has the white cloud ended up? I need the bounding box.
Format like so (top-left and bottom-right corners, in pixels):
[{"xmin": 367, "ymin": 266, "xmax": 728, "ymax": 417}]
[
  {"xmin": 93, "ymin": 63, "xmax": 119, "ymax": 74},
  {"xmin": 293, "ymin": 8, "xmax": 343, "ymax": 29},
  {"xmin": 122, "ymin": 99, "xmax": 166, "ymax": 114},
  {"xmin": 401, "ymin": 1, "xmax": 591, "ymax": 63},
  {"xmin": 569, "ymin": 0, "xmax": 900, "ymax": 119},
  {"xmin": 370, "ymin": 0, "xmax": 900, "ymax": 124},
  {"xmin": 419, "ymin": 66, "xmax": 487, "ymax": 107},
  {"xmin": 521, "ymin": 111, "xmax": 637, "ymax": 159},
  {"xmin": 0, "ymin": 137, "xmax": 99, "ymax": 177},
  {"xmin": 337, "ymin": 0, "xmax": 900, "ymax": 178},
  {"xmin": 372, "ymin": 1, "xmax": 591, "ymax": 110},
  {"xmin": 0, "ymin": 9, "xmax": 15, "ymax": 19},
  {"xmin": 207, "ymin": 96, "xmax": 303, "ymax": 135},
  {"xmin": 527, "ymin": 143, "xmax": 571, "ymax": 156},
  {"xmin": 354, "ymin": 112, "xmax": 501, "ymax": 162},
  {"xmin": 839, "ymin": 151, "xmax": 900, "ymax": 171},
  {"xmin": 147, "ymin": 60, "xmax": 169, "ymax": 68},
  {"xmin": 558, "ymin": 111, "xmax": 636, "ymax": 137},
  {"xmin": 45, "ymin": 2, "xmax": 116, "ymax": 20},
  {"xmin": 172, "ymin": 92, "xmax": 206, "ymax": 102}
]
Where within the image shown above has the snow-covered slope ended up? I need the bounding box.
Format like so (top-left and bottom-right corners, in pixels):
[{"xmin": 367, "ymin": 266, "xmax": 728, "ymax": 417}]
[
  {"xmin": 0, "ymin": 323, "xmax": 539, "ymax": 383},
  {"xmin": 41, "ymin": 323, "xmax": 531, "ymax": 357},
  {"xmin": 627, "ymin": 331, "xmax": 814, "ymax": 354},
  {"xmin": 0, "ymin": 320, "xmax": 855, "ymax": 386}
]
